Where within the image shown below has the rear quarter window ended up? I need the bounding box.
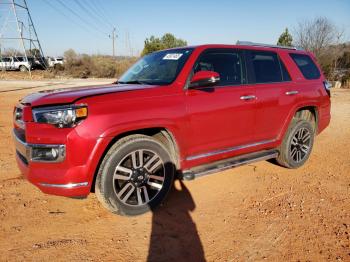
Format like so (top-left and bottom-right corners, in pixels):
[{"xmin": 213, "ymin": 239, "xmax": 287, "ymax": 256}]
[
  {"xmin": 247, "ymin": 51, "xmax": 291, "ymax": 83},
  {"xmin": 290, "ymin": 53, "xmax": 321, "ymax": 80}
]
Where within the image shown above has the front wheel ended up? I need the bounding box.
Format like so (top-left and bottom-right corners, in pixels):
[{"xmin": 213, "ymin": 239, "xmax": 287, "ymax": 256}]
[
  {"xmin": 95, "ymin": 135, "xmax": 175, "ymax": 216},
  {"xmin": 276, "ymin": 119, "xmax": 315, "ymax": 168}
]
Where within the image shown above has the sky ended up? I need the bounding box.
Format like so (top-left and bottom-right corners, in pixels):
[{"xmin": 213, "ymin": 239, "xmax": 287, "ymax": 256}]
[{"xmin": 2, "ymin": 0, "xmax": 350, "ymax": 56}]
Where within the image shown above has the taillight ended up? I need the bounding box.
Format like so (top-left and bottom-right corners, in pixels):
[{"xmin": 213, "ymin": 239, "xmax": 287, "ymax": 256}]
[{"xmin": 323, "ymin": 81, "xmax": 332, "ymax": 97}]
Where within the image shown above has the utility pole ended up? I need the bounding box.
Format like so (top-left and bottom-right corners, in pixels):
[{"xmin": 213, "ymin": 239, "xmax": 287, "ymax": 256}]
[{"xmin": 109, "ymin": 27, "xmax": 117, "ymax": 58}]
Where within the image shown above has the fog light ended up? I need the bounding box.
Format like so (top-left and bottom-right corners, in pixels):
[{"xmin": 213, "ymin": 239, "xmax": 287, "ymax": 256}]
[{"xmin": 31, "ymin": 145, "xmax": 65, "ymax": 162}]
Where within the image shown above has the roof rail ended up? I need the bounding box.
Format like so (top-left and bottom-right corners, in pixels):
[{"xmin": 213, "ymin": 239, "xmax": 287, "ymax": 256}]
[{"xmin": 236, "ymin": 41, "xmax": 303, "ymax": 51}]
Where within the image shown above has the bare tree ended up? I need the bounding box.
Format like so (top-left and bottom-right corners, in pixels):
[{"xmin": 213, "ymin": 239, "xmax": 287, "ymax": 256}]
[{"xmin": 294, "ymin": 17, "xmax": 343, "ymax": 58}]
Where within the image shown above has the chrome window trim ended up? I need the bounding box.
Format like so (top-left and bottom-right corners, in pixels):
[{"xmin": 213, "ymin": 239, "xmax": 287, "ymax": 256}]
[{"xmin": 186, "ymin": 139, "xmax": 276, "ymax": 161}]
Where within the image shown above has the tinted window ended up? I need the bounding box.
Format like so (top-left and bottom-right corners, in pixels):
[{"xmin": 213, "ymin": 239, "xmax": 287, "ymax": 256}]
[
  {"xmin": 15, "ymin": 57, "xmax": 24, "ymax": 62},
  {"xmin": 194, "ymin": 50, "xmax": 245, "ymax": 86},
  {"xmin": 249, "ymin": 51, "xmax": 284, "ymax": 83},
  {"xmin": 290, "ymin": 53, "xmax": 320, "ymax": 80}
]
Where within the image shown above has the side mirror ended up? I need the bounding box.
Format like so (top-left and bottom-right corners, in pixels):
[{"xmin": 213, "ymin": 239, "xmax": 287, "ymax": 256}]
[{"xmin": 189, "ymin": 71, "xmax": 220, "ymax": 89}]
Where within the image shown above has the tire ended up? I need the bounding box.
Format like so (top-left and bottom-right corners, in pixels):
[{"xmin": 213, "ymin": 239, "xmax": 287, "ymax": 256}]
[
  {"xmin": 276, "ymin": 119, "xmax": 315, "ymax": 168},
  {"xmin": 19, "ymin": 65, "xmax": 28, "ymax": 72},
  {"xmin": 95, "ymin": 135, "xmax": 175, "ymax": 216}
]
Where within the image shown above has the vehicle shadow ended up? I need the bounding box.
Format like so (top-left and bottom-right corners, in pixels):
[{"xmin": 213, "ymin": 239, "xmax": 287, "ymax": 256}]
[{"xmin": 147, "ymin": 179, "xmax": 205, "ymax": 262}]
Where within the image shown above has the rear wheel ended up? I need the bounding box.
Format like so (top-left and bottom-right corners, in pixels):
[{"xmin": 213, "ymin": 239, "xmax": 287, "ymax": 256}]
[
  {"xmin": 19, "ymin": 65, "xmax": 28, "ymax": 72},
  {"xmin": 95, "ymin": 135, "xmax": 175, "ymax": 216},
  {"xmin": 276, "ymin": 119, "xmax": 314, "ymax": 168}
]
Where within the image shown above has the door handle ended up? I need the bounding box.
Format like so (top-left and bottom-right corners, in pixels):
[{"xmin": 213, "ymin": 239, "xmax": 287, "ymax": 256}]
[
  {"xmin": 240, "ymin": 95, "xmax": 256, "ymax": 101},
  {"xmin": 285, "ymin": 90, "xmax": 299, "ymax": 95}
]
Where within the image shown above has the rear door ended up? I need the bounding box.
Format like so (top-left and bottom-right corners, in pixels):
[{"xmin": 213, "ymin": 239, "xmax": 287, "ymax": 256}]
[
  {"xmin": 185, "ymin": 48, "xmax": 256, "ymax": 158},
  {"xmin": 246, "ymin": 50, "xmax": 296, "ymax": 142}
]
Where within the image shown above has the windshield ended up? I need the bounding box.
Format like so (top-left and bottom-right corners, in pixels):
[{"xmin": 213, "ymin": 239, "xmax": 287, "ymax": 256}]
[{"xmin": 119, "ymin": 48, "xmax": 193, "ymax": 85}]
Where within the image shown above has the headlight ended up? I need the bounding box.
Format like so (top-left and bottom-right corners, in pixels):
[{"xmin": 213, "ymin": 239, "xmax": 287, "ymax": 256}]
[{"xmin": 32, "ymin": 104, "xmax": 88, "ymax": 128}]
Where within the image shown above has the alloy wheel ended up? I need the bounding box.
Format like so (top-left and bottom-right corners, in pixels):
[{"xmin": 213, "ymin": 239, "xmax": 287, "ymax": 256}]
[
  {"xmin": 290, "ymin": 127, "xmax": 311, "ymax": 163},
  {"xmin": 112, "ymin": 149, "xmax": 165, "ymax": 206}
]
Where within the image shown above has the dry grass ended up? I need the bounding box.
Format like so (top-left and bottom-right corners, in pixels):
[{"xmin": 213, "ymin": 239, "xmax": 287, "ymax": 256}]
[
  {"xmin": 53, "ymin": 54, "xmax": 137, "ymax": 79},
  {"xmin": 0, "ymin": 54, "xmax": 137, "ymax": 80}
]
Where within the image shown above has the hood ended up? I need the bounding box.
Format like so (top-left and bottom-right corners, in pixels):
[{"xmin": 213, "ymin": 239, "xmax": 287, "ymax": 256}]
[{"xmin": 21, "ymin": 83, "xmax": 158, "ymax": 107}]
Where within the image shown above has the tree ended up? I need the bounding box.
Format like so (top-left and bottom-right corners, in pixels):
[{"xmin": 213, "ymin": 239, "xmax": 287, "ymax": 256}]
[
  {"xmin": 27, "ymin": 48, "xmax": 41, "ymax": 57},
  {"xmin": 2, "ymin": 48, "xmax": 23, "ymax": 56},
  {"xmin": 338, "ymin": 51, "xmax": 350, "ymax": 69},
  {"xmin": 161, "ymin": 33, "xmax": 187, "ymax": 49},
  {"xmin": 277, "ymin": 28, "xmax": 293, "ymax": 46},
  {"xmin": 141, "ymin": 33, "xmax": 187, "ymax": 56},
  {"xmin": 293, "ymin": 17, "xmax": 342, "ymax": 58},
  {"xmin": 63, "ymin": 49, "xmax": 78, "ymax": 64}
]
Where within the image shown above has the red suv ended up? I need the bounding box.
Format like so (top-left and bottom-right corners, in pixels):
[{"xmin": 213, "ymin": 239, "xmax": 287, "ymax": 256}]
[{"xmin": 13, "ymin": 43, "xmax": 331, "ymax": 215}]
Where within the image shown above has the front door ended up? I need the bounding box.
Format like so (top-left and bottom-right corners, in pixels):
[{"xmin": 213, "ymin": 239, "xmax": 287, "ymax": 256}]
[{"xmin": 185, "ymin": 48, "xmax": 256, "ymax": 159}]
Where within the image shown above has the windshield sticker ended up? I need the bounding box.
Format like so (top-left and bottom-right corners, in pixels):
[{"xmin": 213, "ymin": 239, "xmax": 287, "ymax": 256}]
[{"xmin": 163, "ymin": 53, "xmax": 183, "ymax": 60}]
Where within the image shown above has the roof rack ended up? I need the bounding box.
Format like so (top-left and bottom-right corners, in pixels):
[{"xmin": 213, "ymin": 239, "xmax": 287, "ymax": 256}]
[{"xmin": 236, "ymin": 41, "xmax": 303, "ymax": 51}]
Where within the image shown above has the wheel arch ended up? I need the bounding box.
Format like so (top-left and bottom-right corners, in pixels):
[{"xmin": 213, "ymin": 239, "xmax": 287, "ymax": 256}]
[
  {"xmin": 90, "ymin": 127, "xmax": 181, "ymax": 193},
  {"xmin": 279, "ymin": 104, "xmax": 319, "ymax": 142},
  {"xmin": 294, "ymin": 106, "xmax": 318, "ymax": 133}
]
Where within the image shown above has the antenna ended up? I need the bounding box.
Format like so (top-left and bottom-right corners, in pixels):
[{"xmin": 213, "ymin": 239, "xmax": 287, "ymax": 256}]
[{"xmin": 0, "ymin": 0, "xmax": 46, "ymax": 75}]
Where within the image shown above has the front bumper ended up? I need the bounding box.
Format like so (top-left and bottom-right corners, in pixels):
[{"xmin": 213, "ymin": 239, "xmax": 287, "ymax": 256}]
[
  {"xmin": 13, "ymin": 129, "xmax": 92, "ymax": 197},
  {"xmin": 13, "ymin": 131, "xmax": 66, "ymax": 163}
]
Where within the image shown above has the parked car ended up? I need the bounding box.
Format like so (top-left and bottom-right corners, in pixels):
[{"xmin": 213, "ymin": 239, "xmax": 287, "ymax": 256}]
[
  {"xmin": 0, "ymin": 56, "xmax": 33, "ymax": 71},
  {"xmin": 12, "ymin": 43, "xmax": 331, "ymax": 216},
  {"xmin": 32, "ymin": 56, "xmax": 47, "ymax": 70},
  {"xmin": 47, "ymin": 56, "xmax": 64, "ymax": 68}
]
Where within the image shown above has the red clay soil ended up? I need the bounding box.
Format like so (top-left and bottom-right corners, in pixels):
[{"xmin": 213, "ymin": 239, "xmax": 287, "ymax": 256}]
[{"xmin": 0, "ymin": 85, "xmax": 349, "ymax": 261}]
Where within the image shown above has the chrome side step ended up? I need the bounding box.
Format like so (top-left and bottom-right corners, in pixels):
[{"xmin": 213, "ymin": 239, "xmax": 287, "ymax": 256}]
[{"xmin": 182, "ymin": 149, "xmax": 278, "ymax": 180}]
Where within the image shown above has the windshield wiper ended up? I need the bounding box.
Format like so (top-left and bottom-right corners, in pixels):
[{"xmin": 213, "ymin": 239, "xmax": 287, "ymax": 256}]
[{"xmin": 118, "ymin": 80, "xmax": 153, "ymax": 85}]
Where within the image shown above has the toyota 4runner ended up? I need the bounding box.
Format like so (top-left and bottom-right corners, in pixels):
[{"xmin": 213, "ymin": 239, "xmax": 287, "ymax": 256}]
[{"xmin": 12, "ymin": 42, "xmax": 331, "ymax": 216}]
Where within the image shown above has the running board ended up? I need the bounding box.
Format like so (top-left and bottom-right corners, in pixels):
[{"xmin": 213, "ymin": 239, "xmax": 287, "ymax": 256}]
[{"xmin": 181, "ymin": 149, "xmax": 279, "ymax": 180}]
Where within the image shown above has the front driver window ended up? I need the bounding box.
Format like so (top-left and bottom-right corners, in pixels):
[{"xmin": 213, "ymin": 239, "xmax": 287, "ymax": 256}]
[{"xmin": 194, "ymin": 49, "xmax": 245, "ymax": 86}]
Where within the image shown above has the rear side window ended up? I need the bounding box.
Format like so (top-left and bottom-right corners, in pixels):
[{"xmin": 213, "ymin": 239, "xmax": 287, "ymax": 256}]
[
  {"xmin": 248, "ymin": 51, "xmax": 290, "ymax": 83},
  {"xmin": 290, "ymin": 53, "xmax": 320, "ymax": 80},
  {"xmin": 194, "ymin": 49, "xmax": 245, "ymax": 86}
]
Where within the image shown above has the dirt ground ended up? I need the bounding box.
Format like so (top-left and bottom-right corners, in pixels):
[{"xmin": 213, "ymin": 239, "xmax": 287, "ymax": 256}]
[{"xmin": 0, "ymin": 80, "xmax": 349, "ymax": 261}]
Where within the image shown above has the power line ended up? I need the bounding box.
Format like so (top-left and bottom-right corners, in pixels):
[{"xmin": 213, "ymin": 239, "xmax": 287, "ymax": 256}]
[
  {"xmin": 73, "ymin": 0, "xmax": 112, "ymax": 30},
  {"xmin": 93, "ymin": 0, "xmax": 114, "ymax": 27},
  {"xmin": 41, "ymin": 0, "xmax": 97, "ymax": 36},
  {"xmin": 40, "ymin": 0, "xmax": 118, "ymax": 56},
  {"xmin": 53, "ymin": 0, "xmax": 109, "ymax": 37},
  {"xmin": 85, "ymin": 0, "xmax": 114, "ymax": 28}
]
